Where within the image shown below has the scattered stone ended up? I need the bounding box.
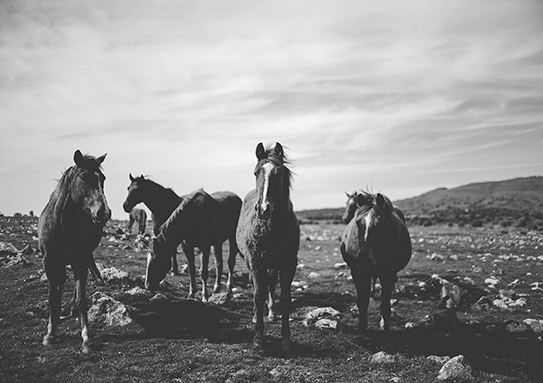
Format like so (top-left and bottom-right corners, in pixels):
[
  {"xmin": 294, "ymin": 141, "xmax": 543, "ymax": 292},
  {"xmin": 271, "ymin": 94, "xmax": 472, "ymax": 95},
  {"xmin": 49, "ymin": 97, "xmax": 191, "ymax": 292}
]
[
  {"xmin": 303, "ymin": 307, "xmax": 340, "ymax": 327},
  {"xmin": 440, "ymin": 280, "xmax": 465, "ymax": 309},
  {"xmin": 427, "ymin": 355, "xmax": 451, "ymax": 364},
  {"xmin": 505, "ymin": 320, "xmax": 533, "ymax": 336},
  {"xmin": 436, "ymin": 355, "xmax": 473, "ymax": 381},
  {"xmin": 485, "ymin": 276, "xmax": 500, "ymax": 289},
  {"xmin": 125, "ymin": 286, "xmax": 150, "ymax": 296},
  {"xmin": 88, "ymin": 292, "xmax": 134, "ymax": 327},
  {"xmin": 150, "ymin": 293, "xmax": 168, "ymax": 302},
  {"xmin": 430, "ymin": 253, "xmax": 444, "ymax": 261},
  {"xmin": 315, "ymin": 318, "xmax": 337, "ymax": 329},
  {"xmin": 307, "ymin": 272, "xmax": 320, "ymax": 279},
  {"xmin": 208, "ymin": 292, "xmax": 230, "ymax": 305},
  {"xmin": 389, "ymin": 377, "xmax": 401, "ymax": 383},
  {"xmin": 334, "ymin": 262, "xmax": 348, "ymax": 269},
  {"xmin": 472, "ymin": 296, "xmax": 493, "ymax": 311},
  {"xmin": 225, "ymin": 369, "xmax": 249, "ymax": 383},
  {"xmin": 296, "ymin": 263, "xmax": 305, "ymax": 270},
  {"xmin": 369, "ymin": 351, "xmax": 395, "ymax": 364},
  {"xmin": 523, "ymin": 318, "xmax": 543, "ymax": 336}
]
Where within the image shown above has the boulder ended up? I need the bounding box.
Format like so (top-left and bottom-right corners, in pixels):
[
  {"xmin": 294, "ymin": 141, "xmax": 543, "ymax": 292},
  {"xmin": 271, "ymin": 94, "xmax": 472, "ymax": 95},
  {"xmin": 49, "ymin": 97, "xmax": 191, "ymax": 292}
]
[
  {"xmin": 88, "ymin": 292, "xmax": 134, "ymax": 327},
  {"xmin": 523, "ymin": 318, "xmax": 543, "ymax": 337},
  {"xmin": 436, "ymin": 355, "xmax": 473, "ymax": 381},
  {"xmin": 302, "ymin": 307, "xmax": 340, "ymax": 327},
  {"xmin": 440, "ymin": 280, "xmax": 465, "ymax": 309},
  {"xmin": 369, "ymin": 351, "xmax": 395, "ymax": 364}
]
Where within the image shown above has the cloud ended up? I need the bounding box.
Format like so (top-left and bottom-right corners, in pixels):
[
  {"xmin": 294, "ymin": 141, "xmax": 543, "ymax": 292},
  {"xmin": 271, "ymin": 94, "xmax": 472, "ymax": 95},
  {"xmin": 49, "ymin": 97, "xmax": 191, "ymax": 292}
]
[{"xmin": 0, "ymin": 0, "xmax": 542, "ymax": 217}]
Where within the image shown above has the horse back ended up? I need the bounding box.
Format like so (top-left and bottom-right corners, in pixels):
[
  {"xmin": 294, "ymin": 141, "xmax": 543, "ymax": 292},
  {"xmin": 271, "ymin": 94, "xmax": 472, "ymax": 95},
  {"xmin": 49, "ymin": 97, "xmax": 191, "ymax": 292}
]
[{"xmin": 210, "ymin": 191, "xmax": 242, "ymax": 240}]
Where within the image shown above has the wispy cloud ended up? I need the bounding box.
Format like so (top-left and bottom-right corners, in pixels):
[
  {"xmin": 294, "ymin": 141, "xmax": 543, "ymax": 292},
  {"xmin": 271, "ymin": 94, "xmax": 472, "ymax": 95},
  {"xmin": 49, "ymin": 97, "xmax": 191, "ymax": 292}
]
[{"xmin": 0, "ymin": 0, "xmax": 542, "ymax": 217}]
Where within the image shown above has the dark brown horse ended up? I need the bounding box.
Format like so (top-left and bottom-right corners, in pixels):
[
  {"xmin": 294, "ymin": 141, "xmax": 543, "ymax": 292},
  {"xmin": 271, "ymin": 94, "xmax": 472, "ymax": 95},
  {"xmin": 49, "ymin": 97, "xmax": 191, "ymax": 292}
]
[
  {"xmin": 123, "ymin": 175, "xmax": 183, "ymax": 273},
  {"xmin": 146, "ymin": 189, "xmax": 242, "ymax": 301},
  {"xmin": 39, "ymin": 150, "xmax": 111, "ymax": 354},
  {"xmin": 236, "ymin": 142, "xmax": 299, "ymax": 353},
  {"xmin": 340, "ymin": 191, "xmax": 411, "ymax": 336},
  {"xmin": 128, "ymin": 207, "xmax": 147, "ymax": 235}
]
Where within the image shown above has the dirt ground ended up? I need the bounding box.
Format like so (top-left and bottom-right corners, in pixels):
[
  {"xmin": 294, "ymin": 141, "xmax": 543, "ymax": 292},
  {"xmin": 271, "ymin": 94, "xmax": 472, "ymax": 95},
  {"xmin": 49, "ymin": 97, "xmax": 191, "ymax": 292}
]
[{"xmin": 1, "ymin": 216, "xmax": 542, "ymax": 383}]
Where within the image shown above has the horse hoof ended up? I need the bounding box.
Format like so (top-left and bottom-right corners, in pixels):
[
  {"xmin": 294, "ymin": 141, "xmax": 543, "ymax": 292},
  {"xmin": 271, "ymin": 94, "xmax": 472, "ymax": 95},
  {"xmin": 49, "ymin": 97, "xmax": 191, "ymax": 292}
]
[
  {"xmin": 43, "ymin": 335, "xmax": 56, "ymax": 346},
  {"xmin": 201, "ymin": 296, "xmax": 209, "ymax": 303},
  {"xmin": 81, "ymin": 344, "xmax": 92, "ymax": 355}
]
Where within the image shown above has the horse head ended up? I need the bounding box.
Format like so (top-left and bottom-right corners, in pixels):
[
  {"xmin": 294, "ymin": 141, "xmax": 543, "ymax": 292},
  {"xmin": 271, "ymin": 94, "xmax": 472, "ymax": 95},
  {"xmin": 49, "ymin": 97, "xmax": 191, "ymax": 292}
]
[
  {"xmin": 342, "ymin": 192, "xmax": 358, "ymax": 224},
  {"xmin": 357, "ymin": 192, "xmax": 394, "ymax": 247},
  {"xmin": 71, "ymin": 150, "xmax": 111, "ymax": 225},
  {"xmin": 145, "ymin": 237, "xmax": 173, "ymax": 292},
  {"xmin": 123, "ymin": 174, "xmax": 148, "ymax": 213},
  {"xmin": 253, "ymin": 142, "xmax": 291, "ymax": 220}
]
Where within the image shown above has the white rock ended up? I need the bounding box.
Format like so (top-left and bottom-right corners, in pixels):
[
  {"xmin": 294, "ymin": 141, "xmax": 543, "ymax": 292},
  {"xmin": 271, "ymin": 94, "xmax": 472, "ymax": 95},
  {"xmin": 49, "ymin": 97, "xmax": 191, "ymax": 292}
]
[
  {"xmin": 369, "ymin": 351, "xmax": 395, "ymax": 364},
  {"xmin": 88, "ymin": 292, "xmax": 133, "ymax": 327},
  {"xmin": 436, "ymin": 355, "xmax": 473, "ymax": 381},
  {"xmin": 308, "ymin": 272, "xmax": 321, "ymax": 279},
  {"xmin": 314, "ymin": 318, "xmax": 337, "ymax": 329}
]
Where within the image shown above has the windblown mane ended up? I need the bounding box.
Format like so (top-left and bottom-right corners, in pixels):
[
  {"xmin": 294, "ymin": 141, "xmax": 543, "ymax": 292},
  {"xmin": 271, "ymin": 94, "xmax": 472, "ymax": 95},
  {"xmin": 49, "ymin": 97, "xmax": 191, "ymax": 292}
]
[
  {"xmin": 141, "ymin": 176, "xmax": 181, "ymax": 203},
  {"xmin": 50, "ymin": 154, "xmax": 104, "ymax": 220},
  {"xmin": 260, "ymin": 144, "xmax": 293, "ymax": 200},
  {"xmin": 355, "ymin": 191, "xmax": 394, "ymax": 217}
]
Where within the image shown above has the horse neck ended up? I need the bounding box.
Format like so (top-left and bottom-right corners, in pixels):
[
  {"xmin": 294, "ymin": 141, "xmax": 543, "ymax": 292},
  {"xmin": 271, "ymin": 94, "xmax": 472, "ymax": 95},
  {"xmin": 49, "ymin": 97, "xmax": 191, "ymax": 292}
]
[{"xmin": 143, "ymin": 182, "xmax": 181, "ymax": 225}]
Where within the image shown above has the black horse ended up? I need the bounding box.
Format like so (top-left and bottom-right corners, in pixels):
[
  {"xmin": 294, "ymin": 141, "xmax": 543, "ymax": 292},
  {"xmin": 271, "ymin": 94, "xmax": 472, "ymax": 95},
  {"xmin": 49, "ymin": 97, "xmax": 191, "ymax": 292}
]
[{"xmin": 39, "ymin": 150, "xmax": 111, "ymax": 354}]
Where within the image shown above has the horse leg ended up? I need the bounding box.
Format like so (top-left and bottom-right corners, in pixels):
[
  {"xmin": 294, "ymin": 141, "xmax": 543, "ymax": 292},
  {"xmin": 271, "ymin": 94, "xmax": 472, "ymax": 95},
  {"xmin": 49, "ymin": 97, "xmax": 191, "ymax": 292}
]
[
  {"xmin": 212, "ymin": 243, "xmax": 223, "ymax": 294},
  {"xmin": 226, "ymin": 238, "xmax": 239, "ymax": 294},
  {"xmin": 380, "ymin": 275, "xmax": 397, "ymax": 335},
  {"xmin": 43, "ymin": 265, "xmax": 66, "ymax": 346},
  {"xmin": 171, "ymin": 246, "xmax": 180, "ymax": 275},
  {"xmin": 351, "ymin": 267, "xmax": 371, "ymax": 335},
  {"xmin": 267, "ymin": 269, "xmax": 278, "ymax": 321},
  {"xmin": 182, "ymin": 243, "xmax": 197, "ymax": 299},
  {"xmin": 199, "ymin": 245, "xmax": 211, "ymax": 303},
  {"xmin": 73, "ymin": 265, "xmax": 91, "ymax": 354},
  {"xmin": 251, "ymin": 267, "xmax": 268, "ymax": 350},
  {"xmin": 128, "ymin": 216, "xmax": 134, "ymax": 234},
  {"xmin": 279, "ymin": 264, "xmax": 296, "ymax": 353}
]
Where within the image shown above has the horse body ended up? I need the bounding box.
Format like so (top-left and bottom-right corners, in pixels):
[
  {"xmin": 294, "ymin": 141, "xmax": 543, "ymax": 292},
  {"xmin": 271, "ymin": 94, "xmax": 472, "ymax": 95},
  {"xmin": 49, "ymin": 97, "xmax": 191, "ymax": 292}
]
[
  {"xmin": 39, "ymin": 150, "xmax": 111, "ymax": 354},
  {"xmin": 128, "ymin": 207, "xmax": 147, "ymax": 235},
  {"xmin": 340, "ymin": 191, "xmax": 411, "ymax": 334},
  {"xmin": 236, "ymin": 142, "xmax": 299, "ymax": 353},
  {"xmin": 146, "ymin": 189, "xmax": 242, "ymax": 300}
]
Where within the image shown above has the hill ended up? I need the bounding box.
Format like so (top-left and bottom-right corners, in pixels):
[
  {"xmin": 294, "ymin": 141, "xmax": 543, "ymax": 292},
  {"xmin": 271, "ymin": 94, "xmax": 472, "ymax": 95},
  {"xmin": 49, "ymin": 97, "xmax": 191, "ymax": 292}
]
[{"xmin": 297, "ymin": 176, "xmax": 543, "ymax": 229}]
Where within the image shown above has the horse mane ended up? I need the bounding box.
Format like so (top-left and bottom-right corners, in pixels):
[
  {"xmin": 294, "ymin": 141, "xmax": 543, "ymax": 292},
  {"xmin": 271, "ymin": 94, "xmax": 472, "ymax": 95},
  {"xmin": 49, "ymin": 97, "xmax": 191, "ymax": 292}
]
[
  {"xmin": 139, "ymin": 176, "xmax": 180, "ymax": 201},
  {"xmin": 355, "ymin": 190, "xmax": 394, "ymax": 217},
  {"xmin": 51, "ymin": 153, "xmax": 104, "ymax": 219},
  {"xmin": 260, "ymin": 144, "xmax": 293, "ymax": 199}
]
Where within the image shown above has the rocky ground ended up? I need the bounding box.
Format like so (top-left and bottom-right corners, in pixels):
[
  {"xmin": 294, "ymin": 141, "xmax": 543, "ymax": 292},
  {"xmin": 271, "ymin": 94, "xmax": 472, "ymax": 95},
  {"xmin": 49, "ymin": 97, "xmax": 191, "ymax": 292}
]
[{"xmin": 1, "ymin": 216, "xmax": 542, "ymax": 382}]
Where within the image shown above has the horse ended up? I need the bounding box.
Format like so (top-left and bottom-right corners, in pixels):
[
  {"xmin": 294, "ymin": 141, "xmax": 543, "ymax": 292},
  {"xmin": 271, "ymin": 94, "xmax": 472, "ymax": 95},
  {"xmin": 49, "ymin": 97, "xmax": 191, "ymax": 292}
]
[
  {"xmin": 340, "ymin": 191, "xmax": 411, "ymax": 336},
  {"xmin": 124, "ymin": 175, "xmax": 242, "ymax": 293},
  {"xmin": 145, "ymin": 188, "xmax": 242, "ymax": 301},
  {"xmin": 123, "ymin": 174, "xmax": 183, "ymax": 273},
  {"xmin": 38, "ymin": 150, "xmax": 111, "ymax": 354},
  {"xmin": 128, "ymin": 207, "xmax": 147, "ymax": 235},
  {"xmin": 236, "ymin": 142, "xmax": 299, "ymax": 353}
]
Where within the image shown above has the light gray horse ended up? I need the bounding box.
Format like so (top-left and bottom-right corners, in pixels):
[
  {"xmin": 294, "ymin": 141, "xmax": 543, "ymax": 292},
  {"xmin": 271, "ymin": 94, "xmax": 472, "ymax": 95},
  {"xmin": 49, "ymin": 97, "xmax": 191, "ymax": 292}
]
[{"xmin": 236, "ymin": 142, "xmax": 299, "ymax": 353}]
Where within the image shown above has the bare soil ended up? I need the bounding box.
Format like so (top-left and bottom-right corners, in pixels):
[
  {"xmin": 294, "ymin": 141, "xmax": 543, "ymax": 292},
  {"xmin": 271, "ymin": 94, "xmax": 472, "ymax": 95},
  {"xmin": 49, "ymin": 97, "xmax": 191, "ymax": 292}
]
[{"xmin": 1, "ymin": 216, "xmax": 542, "ymax": 382}]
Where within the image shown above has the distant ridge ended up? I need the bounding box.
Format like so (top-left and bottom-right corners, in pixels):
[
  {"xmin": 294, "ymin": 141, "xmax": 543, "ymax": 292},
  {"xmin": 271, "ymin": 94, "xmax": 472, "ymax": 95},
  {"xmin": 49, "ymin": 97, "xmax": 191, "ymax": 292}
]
[
  {"xmin": 297, "ymin": 176, "xmax": 543, "ymax": 228},
  {"xmin": 394, "ymin": 176, "xmax": 543, "ymax": 214}
]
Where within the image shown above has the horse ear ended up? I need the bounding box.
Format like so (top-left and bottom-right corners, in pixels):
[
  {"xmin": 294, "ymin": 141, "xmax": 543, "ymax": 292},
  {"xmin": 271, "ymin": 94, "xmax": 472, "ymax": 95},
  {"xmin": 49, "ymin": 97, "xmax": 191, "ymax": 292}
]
[
  {"xmin": 376, "ymin": 193, "xmax": 386, "ymax": 209},
  {"xmin": 96, "ymin": 153, "xmax": 107, "ymax": 165},
  {"xmin": 129, "ymin": 173, "xmax": 135, "ymax": 182},
  {"xmin": 273, "ymin": 142, "xmax": 284, "ymax": 158},
  {"xmin": 74, "ymin": 150, "xmax": 83, "ymax": 166},
  {"xmin": 255, "ymin": 142, "xmax": 266, "ymax": 160},
  {"xmin": 355, "ymin": 193, "xmax": 368, "ymax": 207}
]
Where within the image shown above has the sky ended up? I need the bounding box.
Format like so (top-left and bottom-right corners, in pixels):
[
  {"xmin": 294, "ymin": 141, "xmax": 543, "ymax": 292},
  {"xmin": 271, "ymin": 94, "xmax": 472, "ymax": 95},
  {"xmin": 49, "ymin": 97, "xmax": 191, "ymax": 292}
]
[{"xmin": 1, "ymin": 0, "xmax": 542, "ymax": 219}]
